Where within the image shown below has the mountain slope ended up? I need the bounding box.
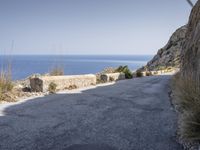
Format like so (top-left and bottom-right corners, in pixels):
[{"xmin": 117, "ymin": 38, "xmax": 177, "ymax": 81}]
[{"xmin": 140, "ymin": 25, "xmax": 187, "ymax": 71}]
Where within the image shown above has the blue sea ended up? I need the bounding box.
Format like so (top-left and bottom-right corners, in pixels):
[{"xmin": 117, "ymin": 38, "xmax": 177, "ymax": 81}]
[{"xmin": 0, "ymin": 55, "xmax": 152, "ymax": 80}]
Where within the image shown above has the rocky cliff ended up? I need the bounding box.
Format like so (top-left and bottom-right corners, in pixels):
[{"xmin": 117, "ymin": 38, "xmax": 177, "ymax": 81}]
[
  {"xmin": 139, "ymin": 25, "xmax": 187, "ymax": 71},
  {"xmin": 174, "ymin": 1, "xmax": 200, "ymax": 146},
  {"xmin": 181, "ymin": 0, "xmax": 200, "ymax": 78}
]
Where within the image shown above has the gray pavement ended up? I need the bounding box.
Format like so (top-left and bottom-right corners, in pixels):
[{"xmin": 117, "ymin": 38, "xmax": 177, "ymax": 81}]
[{"xmin": 0, "ymin": 75, "xmax": 183, "ymax": 150}]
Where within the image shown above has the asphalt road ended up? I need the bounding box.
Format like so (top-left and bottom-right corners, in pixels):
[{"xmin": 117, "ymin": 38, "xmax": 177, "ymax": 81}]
[{"xmin": 0, "ymin": 75, "xmax": 183, "ymax": 150}]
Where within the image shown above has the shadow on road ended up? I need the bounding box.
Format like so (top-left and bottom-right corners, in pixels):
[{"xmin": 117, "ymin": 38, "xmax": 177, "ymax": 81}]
[{"xmin": 0, "ymin": 75, "xmax": 183, "ymax": 150}]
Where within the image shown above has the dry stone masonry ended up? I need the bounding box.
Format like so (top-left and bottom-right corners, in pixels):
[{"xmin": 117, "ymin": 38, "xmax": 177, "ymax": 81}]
[
  {"xmin": 100, "ymin": 73, "xmax": 125, "ymax": 82},
  {"xmin": 30, "ymin": 74, "xmax": 96, "ymax": 92}
]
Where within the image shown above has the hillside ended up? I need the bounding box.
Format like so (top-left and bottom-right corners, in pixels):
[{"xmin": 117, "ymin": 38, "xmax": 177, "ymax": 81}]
[{"xmin": 139, "ymin": 25, "xmax": 187, "ymax": 71}]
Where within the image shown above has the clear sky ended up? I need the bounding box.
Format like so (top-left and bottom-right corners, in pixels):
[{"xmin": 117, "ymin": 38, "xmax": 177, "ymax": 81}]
[{"xmin": 0, "ymin": 0, "xmax": 196, "ymax": 55}]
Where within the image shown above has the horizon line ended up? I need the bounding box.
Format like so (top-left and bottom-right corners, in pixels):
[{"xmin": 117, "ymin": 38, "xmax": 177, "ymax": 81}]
[{"xmin": 0, "ymin": 54, "xmax": 154, "ymax": 56}]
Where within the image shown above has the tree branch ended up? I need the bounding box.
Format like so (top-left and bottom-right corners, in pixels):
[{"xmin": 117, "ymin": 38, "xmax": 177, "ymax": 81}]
[{"xmin": 186, "ymin": 0, "xmax": 194, "ymax": 7}]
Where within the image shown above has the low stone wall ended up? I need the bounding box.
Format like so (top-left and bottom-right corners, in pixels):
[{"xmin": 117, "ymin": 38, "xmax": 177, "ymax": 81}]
[
  {"xmin": 30, "ymin": 74, "xmax": 96, "ymax": 92},
  {"xmin": 140, "ymin": 69, "xmax": 178, "ymax": 77},
  {"xmin": 100, "ymin": 73, "xmax": 125, "ymax": 82}
]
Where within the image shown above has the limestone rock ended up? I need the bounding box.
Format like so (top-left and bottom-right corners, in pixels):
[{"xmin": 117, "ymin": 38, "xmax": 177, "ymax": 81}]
[
  {"xmin": 181, "ymin": 0, "xmax": 200, "ymax": 78},
  {"xmin": 140, "ymin": 25, "xmax": 187, "ymax": 71}
]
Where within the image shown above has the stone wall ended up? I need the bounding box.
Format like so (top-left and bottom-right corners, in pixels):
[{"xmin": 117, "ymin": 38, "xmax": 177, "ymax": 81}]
[
  {"xmin": 100, "ymin": 73, "xmax": 125, "ymax": 82},
  {"xmin": 30, "ymin": 74, "xmax": 96, "ymax": 92}
]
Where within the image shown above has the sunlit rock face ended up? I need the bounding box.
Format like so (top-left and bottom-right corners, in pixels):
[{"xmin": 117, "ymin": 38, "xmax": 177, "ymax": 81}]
[
  {"xmin": 139, "ymin": 25, "xmax": 187, "ymax": 71},
  {"xmin": 181, "ymin": 0, "xmax": 200, "ymax": 78}
]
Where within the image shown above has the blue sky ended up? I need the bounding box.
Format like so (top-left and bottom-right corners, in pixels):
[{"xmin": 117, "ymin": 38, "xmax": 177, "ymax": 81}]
[{"xmin": 0, "ymin": 0, "xmax": 196, "ymax": 55}]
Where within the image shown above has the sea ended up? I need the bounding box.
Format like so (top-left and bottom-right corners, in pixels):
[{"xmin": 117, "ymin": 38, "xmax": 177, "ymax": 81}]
[{"xmin": 0, "ymin": 55, "xmax": 153, "ymax": 80}]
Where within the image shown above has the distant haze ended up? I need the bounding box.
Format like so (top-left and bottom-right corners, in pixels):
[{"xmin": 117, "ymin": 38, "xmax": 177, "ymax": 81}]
[{"xmin": 0, "ymin": 0, "xmax": 197, "ymax": 55}]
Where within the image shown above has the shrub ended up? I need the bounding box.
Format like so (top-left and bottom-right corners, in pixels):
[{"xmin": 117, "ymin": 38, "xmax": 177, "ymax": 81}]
[
  {"xmin": 0, "ymin": 73, "xmax": 13, "ymax": 92},
  {"xmin": 136, "ymin": 71, "xmax": 143, "ymax": 77},
  {"xmin": 48, "ymin": 82, "xmax": 57, "ymax": 94},
  {"xmin": 50, "ymin": 66, "xmax": 64, "ymax": 76},
  {"xmin": 173, "ymin": 73, "xmax": 200, "ymax": 141},
  {"xmin": 96, "ymin": 77, "xmax": 103, "ymax": 84},
  {"xmin": 115, "ymin": 66, "xmax": 133, "ymax": 79},
  {"xmin": 146, "ymin": 72, "xmax": 151, "ymax": 76},
  {"xmin": 156, "ymin": 65, "xmax": 166, "ymax": 71},
  {"xmin": 180, "ymin": 112, "xmax": 200, "ymax": 141},
  {"xmin": 0, "ymin": 67, "xmax": 13, "ymax": 101},
  {"xmin": 109, "ymin": 77, "xmax": 115, "ymax": 82},
  {"xmin": 115, "ymin": 66, "xmax": 124, "ymax": 72},
  {"xmin": 65, "ymin": 85, "xmax": 77, "ymax": 90}
]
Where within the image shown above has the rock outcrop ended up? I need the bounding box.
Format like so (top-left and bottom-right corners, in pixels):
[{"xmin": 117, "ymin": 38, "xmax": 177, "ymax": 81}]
[
  {"xmin": 181, "ymin": 0, "xmax": 200, "ymax": 78},
  {"xmin": 140, "ymin": 25, "xmax": 187, "ymax": 71}
]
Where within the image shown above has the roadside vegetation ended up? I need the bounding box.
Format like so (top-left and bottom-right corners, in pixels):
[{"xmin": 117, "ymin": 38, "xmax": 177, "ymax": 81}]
[
  {"xmin": 49, "ymin": 65, "xmax": 64, "ymax": 76},
  {"xmin": 96, "ymin": 66, "xmax": 133, "ymax": 84},
  {"xmin": 172, "ymin": 72, "xmax": 200, "ymax": 141},
  {"xmin": 115, "ymin": 65, "xmax": 133, "ymax": 79},
  {"xmin": 136, "ymin": 71, "xmax": 143, "ymax": 77},
  {"xmin": 48, "ymin": 82, "xmax": 57, "ymax": 94},
  {"xmin": 0, "ymin": 63, "xmax": 14, "ymax": 101},
  {"xmin": 146, "ymin": 72, "xmax": 151, "ymax": 76},
  {"xmin": 65, "ymin": 85, "xmax": 77, "ymax": 90}
]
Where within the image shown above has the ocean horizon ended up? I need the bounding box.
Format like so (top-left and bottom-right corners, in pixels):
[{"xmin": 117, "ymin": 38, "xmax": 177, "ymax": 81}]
[{"xmin": 0, "ymin": 55, "xmax": 153, "ymax": 80}]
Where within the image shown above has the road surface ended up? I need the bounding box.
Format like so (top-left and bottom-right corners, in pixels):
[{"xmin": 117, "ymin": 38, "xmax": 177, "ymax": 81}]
[{"xmin": 0, "ymin": 75, "xmax": 183, "ymax": 150}]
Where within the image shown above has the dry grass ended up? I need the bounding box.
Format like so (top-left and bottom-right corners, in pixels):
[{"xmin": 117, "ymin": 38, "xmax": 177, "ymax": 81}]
[
  {"xmin": 146, "ymin": 72, "xmax": 152, "ymax": 76},
  {"xmin": 48, "ymin": 82, "xmax": 57, "ymax": 94},
  {"xmin": 0, "ymin": 71, "xmax": 13, "ymax": 92},
  {"xmin": 172, "ymin": 72, "xmax": 200, "ymax": 141},
  {"xmin": 50, "ymin": 66, "xmax": 64, "ymax": 76},
  {"xmin": 0, "ymin": 63, "xmax": 14, "ymax": 101},
  {"xmin": 65, "ymin": 85, "xmax": 77, "ymax": 90},
  {"xmin": 109, "ymin": 76, "xmax": 115, "ymax": 82}
]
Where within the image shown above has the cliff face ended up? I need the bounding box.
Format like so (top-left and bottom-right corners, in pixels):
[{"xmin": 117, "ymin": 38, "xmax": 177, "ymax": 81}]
[
  {"xmin": 181, "ymin": 0, "xmax": 200, "ymax": 77},
  {"xmin": 140, "ymin": 26, "xmax": 187, "ymax": 71}
]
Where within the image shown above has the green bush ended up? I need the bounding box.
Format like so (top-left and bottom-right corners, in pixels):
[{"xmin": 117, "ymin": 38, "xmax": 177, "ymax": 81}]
[
  {"xmin": 115, "ymin": 66, "xmax": 133, "ymax": 79},
  {"xmin": 136, "ymin": 71, "xmax": 143, "ymax": 77},
  {"xmin": 109, "ymin": 77, "xmax": 115, "ymax": 82},
  {"xmin": 48, "ymin": 82, "xmax": 57, "ymax": 94},
  {"xmin": 146, "ymin": 72, "xmax": 152, "ymax": 76}
]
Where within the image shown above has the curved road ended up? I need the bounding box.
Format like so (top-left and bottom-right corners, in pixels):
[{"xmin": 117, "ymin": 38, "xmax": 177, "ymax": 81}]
[{"xmin": 0, "ymin": 75, "xmax": 183, "ymax": 150}]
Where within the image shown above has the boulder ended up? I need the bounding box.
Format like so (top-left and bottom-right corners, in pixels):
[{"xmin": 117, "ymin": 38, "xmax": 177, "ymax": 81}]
[{"xmin": 100, "ymin": 73, "xmax": 125, "ymax": 82}]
